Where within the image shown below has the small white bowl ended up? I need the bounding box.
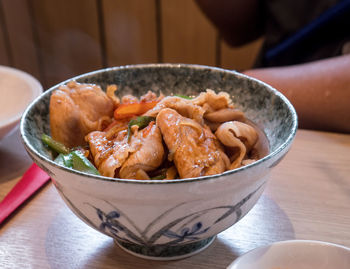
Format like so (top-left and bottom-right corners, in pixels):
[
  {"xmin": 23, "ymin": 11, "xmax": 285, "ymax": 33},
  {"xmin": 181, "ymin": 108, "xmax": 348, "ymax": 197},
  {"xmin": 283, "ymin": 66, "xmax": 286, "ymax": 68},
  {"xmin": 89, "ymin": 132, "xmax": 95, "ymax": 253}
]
[
  {"xmin": 0, "ymin": 65, "xmax": 42, "ymax": 140},
  {"xmin": 228, "ymin": 240, "xmax": 350, "ymax": 269}
]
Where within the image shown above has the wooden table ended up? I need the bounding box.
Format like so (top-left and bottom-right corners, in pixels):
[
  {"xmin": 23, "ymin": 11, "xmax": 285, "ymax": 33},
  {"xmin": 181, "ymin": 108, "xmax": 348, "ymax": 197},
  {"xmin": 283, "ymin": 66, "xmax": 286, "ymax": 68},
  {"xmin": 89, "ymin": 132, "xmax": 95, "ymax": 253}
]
[{"xmin": 1, "ymin": 127, "xmax": 350, "ymax": 269}]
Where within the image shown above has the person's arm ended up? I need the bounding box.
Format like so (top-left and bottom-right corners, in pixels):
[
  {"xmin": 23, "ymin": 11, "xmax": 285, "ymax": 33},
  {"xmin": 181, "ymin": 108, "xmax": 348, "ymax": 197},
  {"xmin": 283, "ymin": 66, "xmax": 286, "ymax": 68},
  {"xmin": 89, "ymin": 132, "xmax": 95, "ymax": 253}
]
[
  {"xmin": 243, "ymin": 54, "xmax": 350, "ymax": 133},
  {"xmin": 195, "ymin": 0, "xmax": 264, "ymax": 46}
]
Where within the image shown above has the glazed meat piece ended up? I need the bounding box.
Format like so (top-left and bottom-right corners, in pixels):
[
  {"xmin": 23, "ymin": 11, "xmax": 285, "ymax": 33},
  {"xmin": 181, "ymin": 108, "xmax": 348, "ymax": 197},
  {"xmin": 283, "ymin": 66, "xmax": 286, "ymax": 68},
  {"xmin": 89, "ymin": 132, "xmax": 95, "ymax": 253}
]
[
  {"xmin": 86, "ymin": 128, "xmax": 133, "ymax": 178},
  {"xmin": 140, "ymin": 90, "xmax": 162, "ymax": 102},
  {"xmin": 215, "ymin": 121, "xmax": 258, "ymax": 169},
  {"xmin": 120, "ymin": 90, "xmax": 161, "ymax": 104},
  {"xmin": 144, "ymin": 96, "xmax": 205, "ymax": 124},
  {"xmin": 86, "ymin": 120, "xmax": 164, "ymax": 179},
  {"xmin": 191, "ymin": 89, "xmax": 233, "ymax": 112},
  {"xmin": 50, "ymin": 81, "xmax": 114, "ymax": 148},
  {"xmin": 144, "ymin": 89, "xmax": 242, "ymax": 128},
  {"xmin": 157, "ymin": 108, "xmax": 227, "ymax": 178},
  {"xmin": 204, "ymin": 108, "xmax": 245, "ymax": 123},
  {"xmin": 191, "ymin": 89, "xmax": 246, "ymax": 131},
  {"xmin": 120, "ymin": 122, "xmax": 165, "ymax": 179}
]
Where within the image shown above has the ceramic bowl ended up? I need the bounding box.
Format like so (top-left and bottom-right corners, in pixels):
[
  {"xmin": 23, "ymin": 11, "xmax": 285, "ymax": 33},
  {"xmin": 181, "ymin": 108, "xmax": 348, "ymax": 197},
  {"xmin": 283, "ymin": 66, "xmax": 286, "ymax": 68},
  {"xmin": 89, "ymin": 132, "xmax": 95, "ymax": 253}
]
[
  {"xmin": 228, "ymin": 240, "xmax": 350, "ymax": 269},
  {"xmin": 20, "ymin": 64, "xmax": 297, "ymax": 260},
  {"xmin": 0, "ymin": 65, "xmax": 42, "ymax": 140}
]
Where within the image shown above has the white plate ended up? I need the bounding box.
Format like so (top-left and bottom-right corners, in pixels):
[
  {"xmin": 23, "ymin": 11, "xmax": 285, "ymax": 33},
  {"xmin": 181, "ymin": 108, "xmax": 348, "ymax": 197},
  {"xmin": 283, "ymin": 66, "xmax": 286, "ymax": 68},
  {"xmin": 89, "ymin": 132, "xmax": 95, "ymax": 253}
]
[
  {"xmin": 228, "ymin": 240, "xmax": 350, "ymax": 269},
  {"xmin": 0, "ymin": 66, "xmax": 42, "ymax": 140}
]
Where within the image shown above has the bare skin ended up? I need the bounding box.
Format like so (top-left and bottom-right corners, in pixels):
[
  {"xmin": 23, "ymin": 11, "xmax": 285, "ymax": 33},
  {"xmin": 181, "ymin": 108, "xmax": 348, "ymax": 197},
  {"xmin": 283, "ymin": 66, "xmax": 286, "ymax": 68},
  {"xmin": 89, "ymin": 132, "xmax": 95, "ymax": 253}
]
[
  {"xmin": 244, "ymin": 55, "xmax": 350, "ymax": 133},
  {"xmin": 196, "ymin": 0, "xmax": 350, "ymax": 133}
]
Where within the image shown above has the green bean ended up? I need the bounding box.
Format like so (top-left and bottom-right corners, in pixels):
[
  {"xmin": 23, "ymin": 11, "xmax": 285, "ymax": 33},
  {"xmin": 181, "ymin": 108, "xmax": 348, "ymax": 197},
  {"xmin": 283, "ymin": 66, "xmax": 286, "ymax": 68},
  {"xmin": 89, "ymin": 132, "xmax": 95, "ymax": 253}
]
[
  {"xmin": 43, "ymin": 134, "xmax": 99, "ymax": 175},
  {"xmin": 71, "ymin": 150, "xmax": 100, "ymax": 175},
  {"xmin": 55, "ymin": 153, "xmax": 73, "ymax": 168},
  {"xmin": 174, "ymin": 94, "xmax": 193, "ymax": 100},
  {"xmin": 127, "ymin": 116, "xmax": 155, "ymax": 141},
  {"xmin": 42, "ymin": 134, "xmax": 70, "ymax": 154},
  {"xmin": 150, "ymin": 174, "xmax": 166, "ymax": 180}
]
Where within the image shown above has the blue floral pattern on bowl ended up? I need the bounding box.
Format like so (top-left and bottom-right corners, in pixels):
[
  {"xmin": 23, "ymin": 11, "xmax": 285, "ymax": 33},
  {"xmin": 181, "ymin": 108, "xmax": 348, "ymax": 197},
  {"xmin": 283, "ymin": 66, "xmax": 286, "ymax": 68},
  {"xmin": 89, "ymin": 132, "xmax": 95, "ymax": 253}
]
[{"xmin": 95, "ymin": 183, "xmax": 262, "ymax": 257}]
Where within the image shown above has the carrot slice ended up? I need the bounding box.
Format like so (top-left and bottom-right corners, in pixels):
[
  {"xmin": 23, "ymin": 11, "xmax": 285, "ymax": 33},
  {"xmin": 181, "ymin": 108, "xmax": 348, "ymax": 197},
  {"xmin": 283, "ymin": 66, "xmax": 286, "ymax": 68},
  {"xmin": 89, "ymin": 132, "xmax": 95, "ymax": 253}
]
[
  {"xmin": 142, "ymin": 121, "xmax": 155, "ymax": 138},
  {"xmin": 114, "ymin": 100, "xmax": 158, "ymax": 119}
]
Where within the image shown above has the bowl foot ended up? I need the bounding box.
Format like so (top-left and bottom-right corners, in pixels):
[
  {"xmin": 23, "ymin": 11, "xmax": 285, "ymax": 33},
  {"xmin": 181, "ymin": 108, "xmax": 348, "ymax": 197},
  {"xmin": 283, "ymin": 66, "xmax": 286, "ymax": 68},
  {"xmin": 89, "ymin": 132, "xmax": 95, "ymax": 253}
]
[{"xmin": 114, "ymin": 236, "xmax": 216, "ymax": 261}]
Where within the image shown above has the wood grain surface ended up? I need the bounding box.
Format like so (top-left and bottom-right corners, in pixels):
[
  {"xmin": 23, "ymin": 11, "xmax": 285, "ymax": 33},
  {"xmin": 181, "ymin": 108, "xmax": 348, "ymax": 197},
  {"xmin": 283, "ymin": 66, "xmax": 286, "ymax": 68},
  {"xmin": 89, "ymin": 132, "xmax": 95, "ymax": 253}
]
[
  {"xmin": 1, "ymin": 128, "xmax": 349, "ymax": 268},
  {"xmin": 0, "ymin": 0, "xmax": 11, "ymax": 66},
  {"xmin": 102, "ymin": 0, "xmax": 158, "ymax": 67},
  {"xmin": 1, "ymin": 0, "xmax": 41, "ymax": 81},
  {"xmin": 29, "ymin": 0, "xmax": 104, "ymax": 88},
  {"xmin": 161, "ymin": 0, "xmax": 217, "ymax": 66},
  {"xmin": 0, "ymin": 0, "xmax": 265, "ymax": 90}
]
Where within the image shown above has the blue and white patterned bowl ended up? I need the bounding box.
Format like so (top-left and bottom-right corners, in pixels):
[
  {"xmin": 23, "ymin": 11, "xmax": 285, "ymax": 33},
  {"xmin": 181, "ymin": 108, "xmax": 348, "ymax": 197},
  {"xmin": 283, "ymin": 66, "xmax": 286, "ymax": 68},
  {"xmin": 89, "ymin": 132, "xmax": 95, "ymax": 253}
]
[{"xmin": 20, "ymin": 64, "xmax": 297, "ymax": 260}]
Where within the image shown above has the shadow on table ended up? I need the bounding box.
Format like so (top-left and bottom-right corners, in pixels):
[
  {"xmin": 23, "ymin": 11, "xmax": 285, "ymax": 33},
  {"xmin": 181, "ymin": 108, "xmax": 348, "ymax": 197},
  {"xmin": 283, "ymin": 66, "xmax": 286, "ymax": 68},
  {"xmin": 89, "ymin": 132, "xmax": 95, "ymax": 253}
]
[
  {"xmin": 45, "ymin": 194, "xmax": 294, "ymax": 269},
  {"xmin": 0, "ymin": 126, "xmax": 32, "ymax": 182}
]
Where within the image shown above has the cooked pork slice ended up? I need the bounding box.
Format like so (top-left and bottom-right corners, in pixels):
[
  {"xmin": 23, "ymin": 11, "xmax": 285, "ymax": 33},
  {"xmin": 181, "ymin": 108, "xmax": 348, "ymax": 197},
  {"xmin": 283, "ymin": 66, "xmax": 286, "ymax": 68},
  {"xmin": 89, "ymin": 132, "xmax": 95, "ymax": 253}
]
[
  {"xmin": 50, "ymin": 89, "xmax": 83, "ymax": 147},
  {"xmin": 50, "ymin": 81, "xmax": 114, "ymax": 148},
  {"xmin": 144, "ymin": 96, "xmax": 205, "ymax": 124},
  {"xmin": 157, "ymin": 108, "xmax": 226, "ymax": 179},
  {"xmin": 215, "ymin": 121, "xmax": 258, "ymax": 169},
  {"xmin": 86, "ymin": 120, "xmax": 164, "ymax": 179},
  {"xmin": 86, "ymin": 129, "xmax": 135, "ymax": 177},
  {"xmin": 121, "ymin": 94, "xmax": 139, "ymax": 104},
  {"xmin": 191, "ymin": 89, "xmax": 233, "ymax": 112},
  {"xmin": 140, "ymin": 90, "xmax": 161, "ymax": 102},
  {"xmin": 143, "ymin": 90, "xmax": 240, "ymax": 126},
  {"xmin": 192, "ymin": 89, "xmax": 247, "ymax": 128},
  {"xmin": 204, "ymin": 108, "xmax": 245, "ymax": 123},
  {"xmin": 119, "ymin": 123, "xmax": 165, "ymax": 179}
]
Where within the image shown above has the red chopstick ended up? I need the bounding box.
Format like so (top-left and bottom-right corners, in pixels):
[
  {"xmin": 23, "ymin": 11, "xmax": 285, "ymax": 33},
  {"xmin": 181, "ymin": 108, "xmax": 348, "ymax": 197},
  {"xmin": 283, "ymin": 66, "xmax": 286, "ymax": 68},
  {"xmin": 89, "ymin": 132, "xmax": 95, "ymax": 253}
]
[{"xmin": 0, "ymin": 163, "xmax": 50, "ymax": 224}]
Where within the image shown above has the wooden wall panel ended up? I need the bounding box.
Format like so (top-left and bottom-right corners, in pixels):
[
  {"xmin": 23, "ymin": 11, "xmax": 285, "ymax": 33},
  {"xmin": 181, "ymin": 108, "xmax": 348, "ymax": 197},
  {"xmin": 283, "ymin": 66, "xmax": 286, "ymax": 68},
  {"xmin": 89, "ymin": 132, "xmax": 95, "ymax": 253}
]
[
  {"xmin": 30, "ymin": 0, "xmax": 103, "ymax": 88},
  {"xmin": 0, "ymin": 0, "xmax": 263, "ymax": 87},
  {"xmin": 0, "ymin": 25, "xmax": 10, "ymax": 66},
  {"xmin": 0, "ymin": 1, "xmax": 10, "ymax": 66},
  {"xmin": 2, "ymin": 0, "xmax": 41, "ymax": 81},
  {"xmin": 161, "ymin": 0, "xmax": 217, "ymax": 66},
  {"xmin": 220, "ymin": 38, "xmax": 263, "ymax": 71},
  {"xmin": 102, "ymin": 0, "xmax": 158, "ymax": 67}
]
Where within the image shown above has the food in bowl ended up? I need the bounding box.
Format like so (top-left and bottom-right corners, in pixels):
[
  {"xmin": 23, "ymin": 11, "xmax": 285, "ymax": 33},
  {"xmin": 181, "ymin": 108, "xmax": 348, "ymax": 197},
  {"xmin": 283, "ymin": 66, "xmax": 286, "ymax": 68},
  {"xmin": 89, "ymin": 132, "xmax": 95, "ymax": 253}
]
[
  {"xmin": 44, "ymin": 81, "xmax": 268, "ymax": 180},
  {"xmin": 21, "ymin": 64, "xmax": 297, "ymax": 260}
]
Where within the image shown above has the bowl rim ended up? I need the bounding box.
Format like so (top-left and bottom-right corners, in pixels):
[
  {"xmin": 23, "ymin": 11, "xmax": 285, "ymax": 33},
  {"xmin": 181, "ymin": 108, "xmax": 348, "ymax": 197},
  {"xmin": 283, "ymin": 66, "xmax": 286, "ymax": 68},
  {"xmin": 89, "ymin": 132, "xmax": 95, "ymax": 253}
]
[
  {"xmin": 228, "ymin": 239, "xmax": 350, "ymax": 268},
  {"xmin": 0, "ymin": 65, "xmax": 43, "ymax": 127},
  {"xmin": 20, "ymin": 63, "xmax": 298, "ymax": 185}
]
